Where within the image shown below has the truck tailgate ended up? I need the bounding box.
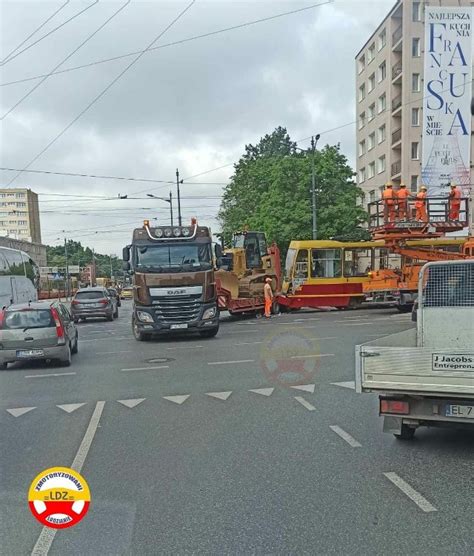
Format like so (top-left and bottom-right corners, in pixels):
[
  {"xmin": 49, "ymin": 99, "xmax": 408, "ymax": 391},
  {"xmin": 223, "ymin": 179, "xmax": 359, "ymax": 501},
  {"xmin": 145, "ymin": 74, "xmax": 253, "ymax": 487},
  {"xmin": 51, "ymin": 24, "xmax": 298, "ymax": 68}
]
[{"xmin": 355, "ymin": 328, "xmax": 474, "ymax": 396}]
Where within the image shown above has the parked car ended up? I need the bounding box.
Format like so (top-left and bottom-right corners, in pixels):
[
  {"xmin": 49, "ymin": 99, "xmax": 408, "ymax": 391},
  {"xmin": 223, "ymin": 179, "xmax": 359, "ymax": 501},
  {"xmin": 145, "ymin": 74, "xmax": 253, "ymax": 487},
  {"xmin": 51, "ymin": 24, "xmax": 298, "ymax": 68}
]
[
  {"xmin": 121, "ymin": 286, "xmax": 133, "ymax": 300},
  {"xmin": 71, "ymin": 287, "xmax": 118, "ymax": 322},
  {"xmin": 107, "ymin": 287, "xmax": 121, "ymax": 307},
  {"xmin": 0, "ymin": 300, "xmax": 78, "ymax": 368}
]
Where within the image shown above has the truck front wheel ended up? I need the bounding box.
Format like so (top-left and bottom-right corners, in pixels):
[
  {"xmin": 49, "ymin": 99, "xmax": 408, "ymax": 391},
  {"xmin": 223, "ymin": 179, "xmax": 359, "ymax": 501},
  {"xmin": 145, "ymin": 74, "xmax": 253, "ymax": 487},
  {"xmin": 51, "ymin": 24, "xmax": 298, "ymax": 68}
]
[
  {"xmin": 394, "ymin": 424, "xmax": 416, "ymax": 440},
  {"xmin": 132, "ymin": 318, "xmax": 150, "ymax": 341}
]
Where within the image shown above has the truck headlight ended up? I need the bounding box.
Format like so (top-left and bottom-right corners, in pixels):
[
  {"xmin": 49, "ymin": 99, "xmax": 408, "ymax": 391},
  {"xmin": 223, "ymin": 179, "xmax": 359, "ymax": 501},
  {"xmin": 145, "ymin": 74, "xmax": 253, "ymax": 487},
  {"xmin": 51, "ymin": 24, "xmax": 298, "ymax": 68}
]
[
  {"xmin": 137, "ymin": 311, "xmax": 154, "ymax": 323},
  {"xmin": 202, "ymin": 307, "xmax": 217, "ymax": 320}
]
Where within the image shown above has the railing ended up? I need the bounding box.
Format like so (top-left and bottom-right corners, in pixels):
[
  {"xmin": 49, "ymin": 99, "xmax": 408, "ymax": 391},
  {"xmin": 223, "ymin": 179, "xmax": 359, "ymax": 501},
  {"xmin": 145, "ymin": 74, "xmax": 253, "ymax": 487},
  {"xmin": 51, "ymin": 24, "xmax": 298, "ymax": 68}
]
[
  {"xmin": 392, "ymin": 61, "xmax": 402, "ymax": 80},
  {"xmin": 367, "ymin": 197, "xmax": 470, "ymax": 231},
  {"xmin": 391, "ymin": 160, "xmax": 401, "ymax": 176},
  {"xmin": 392, "ymin": 94, "xmax": 402, "ymax": 111},
  {"xmin": 391, "ymin": 128, "xmax": 402, "ymax": 145},
  {"xmin": 392, "ymin": 25, "xmax": 402, "ymax": 45}
]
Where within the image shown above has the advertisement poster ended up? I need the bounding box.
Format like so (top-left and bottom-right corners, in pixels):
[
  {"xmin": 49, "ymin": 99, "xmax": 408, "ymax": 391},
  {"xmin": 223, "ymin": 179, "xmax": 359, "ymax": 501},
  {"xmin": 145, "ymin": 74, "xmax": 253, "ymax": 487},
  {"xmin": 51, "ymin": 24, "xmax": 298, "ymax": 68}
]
[{"xmin": 421, "ymin": 7, "xmax": 472, "ymax": 197}]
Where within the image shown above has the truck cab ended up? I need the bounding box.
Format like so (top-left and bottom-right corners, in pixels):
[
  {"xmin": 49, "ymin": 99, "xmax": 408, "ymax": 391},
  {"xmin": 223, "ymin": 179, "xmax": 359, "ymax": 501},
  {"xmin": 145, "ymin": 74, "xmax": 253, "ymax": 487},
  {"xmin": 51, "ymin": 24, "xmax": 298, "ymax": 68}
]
[{"xmin": 123, "ymin": 220, "xmax": 219, "ymax": 340}]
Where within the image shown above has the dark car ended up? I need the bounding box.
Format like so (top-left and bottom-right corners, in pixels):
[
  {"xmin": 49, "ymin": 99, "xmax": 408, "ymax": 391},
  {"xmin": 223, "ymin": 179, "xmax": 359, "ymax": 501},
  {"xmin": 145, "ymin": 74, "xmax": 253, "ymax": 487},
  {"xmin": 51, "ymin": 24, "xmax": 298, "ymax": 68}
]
[
  {"xmin": 107, "ymin": 287, "xmax": 121, "ymax": 307},
  {"xmin": 0, "ymin": 301, "xmax": 78, "ymax": 368},
  {"xmin": 71, "ymin": 287, "xmax": 118, "ymax": 322}
]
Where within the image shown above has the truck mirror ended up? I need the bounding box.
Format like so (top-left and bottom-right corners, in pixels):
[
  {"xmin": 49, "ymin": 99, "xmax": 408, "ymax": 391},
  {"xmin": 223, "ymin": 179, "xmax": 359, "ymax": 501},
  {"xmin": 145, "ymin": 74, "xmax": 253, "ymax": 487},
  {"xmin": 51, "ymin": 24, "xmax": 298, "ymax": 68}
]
[
  {"xmin": 122, "ymin": 246, "xmax": 130, "ymax": 262},
  {"xmin": 123, "ymin": 261, "xmax": 131, "ymax": 272}
]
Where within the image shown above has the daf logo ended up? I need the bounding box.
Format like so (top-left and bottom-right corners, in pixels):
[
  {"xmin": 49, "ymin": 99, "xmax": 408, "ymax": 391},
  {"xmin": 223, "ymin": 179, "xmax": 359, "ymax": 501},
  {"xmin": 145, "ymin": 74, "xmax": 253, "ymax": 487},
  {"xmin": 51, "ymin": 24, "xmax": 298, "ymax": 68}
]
[{"xmin": 167, "ymin": 289, "xmax": 185, "ymax": 295}]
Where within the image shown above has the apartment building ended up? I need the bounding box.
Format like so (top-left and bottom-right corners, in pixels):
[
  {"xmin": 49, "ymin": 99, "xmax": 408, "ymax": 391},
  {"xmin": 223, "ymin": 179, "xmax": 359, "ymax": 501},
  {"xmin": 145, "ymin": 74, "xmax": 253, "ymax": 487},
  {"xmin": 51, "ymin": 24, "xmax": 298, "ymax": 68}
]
[
  {"xmin": 355, "ymin": 0, "xmax": 473, "ymax": 207},
  {"xmin": 0, "ymin": 188, "xmax": 42, "ymax": 243}
]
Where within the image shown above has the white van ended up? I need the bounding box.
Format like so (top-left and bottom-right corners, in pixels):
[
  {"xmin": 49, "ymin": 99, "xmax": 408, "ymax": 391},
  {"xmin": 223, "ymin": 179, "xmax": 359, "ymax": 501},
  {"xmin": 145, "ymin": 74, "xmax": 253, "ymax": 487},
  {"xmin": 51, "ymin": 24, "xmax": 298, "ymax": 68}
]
[{"xmin": 0, "ymin": 247, "xmax": 39, "ymax": 308}]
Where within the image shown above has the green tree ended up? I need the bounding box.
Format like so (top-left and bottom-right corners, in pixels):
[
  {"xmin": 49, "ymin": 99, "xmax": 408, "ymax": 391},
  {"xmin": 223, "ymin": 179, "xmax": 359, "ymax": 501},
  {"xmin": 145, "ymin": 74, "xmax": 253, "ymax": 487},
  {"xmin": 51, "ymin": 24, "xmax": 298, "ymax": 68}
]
[
  {"xmin": 218, "ymin": 127, "xmax": 368, "ymax": 252},
  {"xmin": 46, "ymin": 241, "xmax": 122, "ymax": 278}
]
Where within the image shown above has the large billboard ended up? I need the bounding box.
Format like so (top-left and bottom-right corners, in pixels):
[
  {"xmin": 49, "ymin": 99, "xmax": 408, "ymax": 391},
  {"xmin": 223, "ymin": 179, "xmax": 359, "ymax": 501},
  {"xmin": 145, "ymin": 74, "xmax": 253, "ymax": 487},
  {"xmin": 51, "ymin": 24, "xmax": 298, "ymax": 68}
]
[{"xmin": 421, "ymin": 6, "xmax": 472, "ymax": 197}]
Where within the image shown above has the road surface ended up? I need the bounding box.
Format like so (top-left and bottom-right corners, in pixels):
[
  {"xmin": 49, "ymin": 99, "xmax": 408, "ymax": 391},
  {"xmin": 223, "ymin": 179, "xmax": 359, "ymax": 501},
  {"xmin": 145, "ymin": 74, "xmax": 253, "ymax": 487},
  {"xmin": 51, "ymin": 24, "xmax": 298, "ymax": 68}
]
[{"xmin": 1, "ymin": 303, "xmax": 473, "ymax": 555}]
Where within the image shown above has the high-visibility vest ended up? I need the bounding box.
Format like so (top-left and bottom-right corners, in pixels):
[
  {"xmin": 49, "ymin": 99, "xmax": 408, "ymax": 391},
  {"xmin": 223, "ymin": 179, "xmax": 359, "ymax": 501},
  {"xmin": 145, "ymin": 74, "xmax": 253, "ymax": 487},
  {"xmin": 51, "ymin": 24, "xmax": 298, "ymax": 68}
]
[
  {"xmin": 397, "ymin": 189, "xmax": 409, "ymax": 202},
  {"xmin": 449, "ymin": 187, "xmax": 461, "ymax": 205},
  {"xmin": 415, "ymin": 191, "xmax": 426, "ymax": 208},
  {"xmin": 383, "ymin": 189, "xmax": 396, "ymax": 205}
]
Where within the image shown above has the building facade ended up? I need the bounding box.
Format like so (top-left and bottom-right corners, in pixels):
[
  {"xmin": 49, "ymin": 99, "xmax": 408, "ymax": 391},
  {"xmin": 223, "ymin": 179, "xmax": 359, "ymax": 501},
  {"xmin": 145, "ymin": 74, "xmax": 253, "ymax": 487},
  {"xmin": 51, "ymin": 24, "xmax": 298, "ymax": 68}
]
[
  {"xmin": 355, "ymin": 0, "xmax": 473, "ymax": 209},
  {"xmin": 0, "ymin": 188, "xmax": 42, "ymax": 243},
  {"xmin": 0, "ymin": 236, "xmax": 47, "ymax": 267}
]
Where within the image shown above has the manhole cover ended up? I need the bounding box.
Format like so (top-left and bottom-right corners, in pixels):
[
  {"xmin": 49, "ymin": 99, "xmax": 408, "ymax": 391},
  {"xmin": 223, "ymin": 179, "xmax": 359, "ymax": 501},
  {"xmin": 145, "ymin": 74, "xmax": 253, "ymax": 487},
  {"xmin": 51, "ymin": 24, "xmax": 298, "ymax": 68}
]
[{"xmin": 146, "ymin": 357, "xmax": 174, "ymax": 364}]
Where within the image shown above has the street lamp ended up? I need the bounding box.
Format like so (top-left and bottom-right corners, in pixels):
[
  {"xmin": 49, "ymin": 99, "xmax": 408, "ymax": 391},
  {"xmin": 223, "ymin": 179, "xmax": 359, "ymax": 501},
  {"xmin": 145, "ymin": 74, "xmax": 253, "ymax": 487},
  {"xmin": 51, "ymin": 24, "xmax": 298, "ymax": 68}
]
[
  {"xmin": 146, "ymin": 192, "xmax": 174, "ymax": 226},
  {"xmin": 294, "ymin": 134, "xmax": 320, "ymax": 239}
]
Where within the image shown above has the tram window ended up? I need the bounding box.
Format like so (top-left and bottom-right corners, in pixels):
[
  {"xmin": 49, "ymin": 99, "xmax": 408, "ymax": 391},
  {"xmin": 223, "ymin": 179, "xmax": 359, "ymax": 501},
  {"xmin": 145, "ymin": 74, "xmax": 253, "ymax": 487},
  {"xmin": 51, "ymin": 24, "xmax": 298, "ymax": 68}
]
[
  {"xmin": 311, "ymin": 249, "xmax": 342, "ymax": 278},
  {"xmin": 284, "ymin": 248, "xmax": 297, "ymax": 280},
  {"xmin": 294, "ymin": 250, "xmax": 309, "ymax": 279},
  {"xmin": 343, "ymin": 249, "xmax": 370, "ymax": 277}
]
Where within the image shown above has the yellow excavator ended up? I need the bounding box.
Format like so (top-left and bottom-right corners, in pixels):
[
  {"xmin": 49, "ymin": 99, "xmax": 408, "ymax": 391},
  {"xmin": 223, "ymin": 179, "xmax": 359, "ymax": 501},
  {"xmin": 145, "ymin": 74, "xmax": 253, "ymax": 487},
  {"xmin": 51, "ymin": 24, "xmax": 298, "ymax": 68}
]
[{"xmin": 215, "ymin": 231, "xmax": 280, "ymax": 305}]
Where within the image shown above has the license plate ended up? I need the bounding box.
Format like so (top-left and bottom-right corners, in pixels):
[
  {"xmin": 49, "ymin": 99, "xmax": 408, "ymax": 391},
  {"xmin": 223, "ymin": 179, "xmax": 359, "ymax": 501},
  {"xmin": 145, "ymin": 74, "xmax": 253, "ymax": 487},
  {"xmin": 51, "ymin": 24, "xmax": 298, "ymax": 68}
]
[
  {"xmin": 445, "ymin": 404, "xmax": 474, "ymax": 419},
  {"xmin": 17, "ymin": 349, "xmax": 44, "ymax": 358},
  {"xmin": 170, "ymin": 323, "xmax": 188, "ymax": 330}
]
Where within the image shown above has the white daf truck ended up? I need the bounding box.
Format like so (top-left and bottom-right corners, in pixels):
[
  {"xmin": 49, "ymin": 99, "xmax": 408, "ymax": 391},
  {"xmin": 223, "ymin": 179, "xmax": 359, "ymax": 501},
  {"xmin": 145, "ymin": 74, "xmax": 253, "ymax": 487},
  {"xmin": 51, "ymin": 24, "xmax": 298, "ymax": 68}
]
[{"xmin": 356, "ymin": 260, "xmax": 474, "ymax": 440}]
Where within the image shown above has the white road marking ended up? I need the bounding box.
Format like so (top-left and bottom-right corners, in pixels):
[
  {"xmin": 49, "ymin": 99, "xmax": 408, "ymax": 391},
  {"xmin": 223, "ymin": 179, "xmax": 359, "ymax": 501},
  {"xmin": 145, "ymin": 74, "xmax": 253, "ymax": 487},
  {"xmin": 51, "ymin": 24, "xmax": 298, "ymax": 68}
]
[
  {"xmin": 294, "ymin": 396, "xmax": 316, "ymax": 411},
  {"xmin": 249, "ymin": 387, "xmax": 274, "ymax": 396},
  {"xmin": 31, "ymin": 401, "xmax": 105, "ymax": 556},
  {"xmin": 120, "ymin": 365, "xmax": 169, "ymax": 372},
  {"xmin": 292, "ymin": 317, "xmax": 321, "ymax": 322},
  {"xmin": 383, "ymin": 472, "xmax": 438, "ymax": 513},
  {"xmin": 117, "ymin": 398, "xmax": 146, "ymax": 408},
  {"xmin": 291, "ymin": 353, "xmax": 334, "ymax": 359},
  {"xmin": 81, "ymin": 336, "xmax": 131, "ymax": 343},
  {"xmin": 329, "ymin": 425, "xmax": 362, "ymax": 448},
  {"xmin": 95, "ymin": 350, "xmax": 133, "ymax": 355},
  {"xmin": 56, "ymin": 403, "xmax": 86, "ymax": 414},
  {"xmin": 291, "ymin": 384, "xmax": 315, "ymax": 394},
  {"xmin": 208, "ymin": 359, "xmax": 255, "ymax": 365},
  {"xmin": 206, "ymin": 391, "xmax": 232, "ymax": 401},
  {"xmin": 340, "ymin": 322, "xmax": 374, "ymax": 326},
  {"xmin": 331, "ymin": 381, "xmax": 356, "ymax": 390},
  {"xmin": 24, "ymin": 372, "xmax": 76, "ymax": 379},
  {"xmin": 235, "ymin": 341, "xmax": 263, "ymax": 346},
  {"xmin": 166, "ymin": 345, "xmax": 203, "ymax": 350},
  {"xmin": 6, "ymin": 407, "xmax": 36, "ymax": 417},
  {"xmin": 163, "ymin": 395, "xmax": 190, "ymax": 405}
]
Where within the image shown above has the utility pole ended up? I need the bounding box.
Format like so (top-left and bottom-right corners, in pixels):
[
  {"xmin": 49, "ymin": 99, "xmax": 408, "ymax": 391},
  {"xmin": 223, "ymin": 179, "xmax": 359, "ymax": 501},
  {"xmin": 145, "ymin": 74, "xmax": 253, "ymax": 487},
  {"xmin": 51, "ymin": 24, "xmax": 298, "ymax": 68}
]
[
  {"xmin": 90, "ymin": 248, "xmax": 95, "ymax": 287},
  {"xmin": 64, "ymin": 237, "xmax": 70, "ymax": 300},
  {"xmin": 169, "ymin": 191, "xmax": 174, "ymax": 226},
  {"xmin": 176, "ymin": 168, "xmax": 183, "ymax": 226},
  {"xmin": 310, "ymin": 134, "xmax": 321, "ymax": 240},
  {"xmin": 109, "ymin": 255, "xmax": 114, "ymax": 282}
]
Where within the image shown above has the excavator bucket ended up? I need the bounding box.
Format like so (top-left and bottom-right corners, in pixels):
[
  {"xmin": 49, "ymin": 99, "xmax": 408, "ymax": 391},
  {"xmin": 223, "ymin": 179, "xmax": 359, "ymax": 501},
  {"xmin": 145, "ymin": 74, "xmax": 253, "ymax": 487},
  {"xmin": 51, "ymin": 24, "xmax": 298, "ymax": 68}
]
[{"xmin": 215, "ymin": 269, "xmax": 240, "ymax": 299}]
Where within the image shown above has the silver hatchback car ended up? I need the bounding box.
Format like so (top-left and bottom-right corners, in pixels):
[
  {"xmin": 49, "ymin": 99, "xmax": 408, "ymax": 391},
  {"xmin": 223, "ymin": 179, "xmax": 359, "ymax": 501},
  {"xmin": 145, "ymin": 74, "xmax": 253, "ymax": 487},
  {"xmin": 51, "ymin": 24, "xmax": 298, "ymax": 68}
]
[
  {"xmin": 71, "ymin": 287, "xmax": 118, "ymax": 322},
  {"xmin": 0, "ymin": 301, "xmax": 78, "ymax": 368}
]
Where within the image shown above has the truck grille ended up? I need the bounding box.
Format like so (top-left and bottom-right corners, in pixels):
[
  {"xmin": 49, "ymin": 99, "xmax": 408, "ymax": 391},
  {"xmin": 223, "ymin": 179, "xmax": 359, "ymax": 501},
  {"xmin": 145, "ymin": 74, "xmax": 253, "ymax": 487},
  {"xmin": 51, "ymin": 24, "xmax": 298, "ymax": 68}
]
[{"xmin": 153, "ymin": 294, "xmax": 201, "ymax": 323}]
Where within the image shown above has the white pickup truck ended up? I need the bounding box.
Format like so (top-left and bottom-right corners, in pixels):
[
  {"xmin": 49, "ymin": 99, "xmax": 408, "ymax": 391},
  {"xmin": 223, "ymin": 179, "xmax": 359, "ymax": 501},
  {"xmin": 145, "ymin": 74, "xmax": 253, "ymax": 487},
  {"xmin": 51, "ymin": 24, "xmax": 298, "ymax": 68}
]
[{"xmin": 356, "ymin": 260, "xmax": 474, "ymax": 440}]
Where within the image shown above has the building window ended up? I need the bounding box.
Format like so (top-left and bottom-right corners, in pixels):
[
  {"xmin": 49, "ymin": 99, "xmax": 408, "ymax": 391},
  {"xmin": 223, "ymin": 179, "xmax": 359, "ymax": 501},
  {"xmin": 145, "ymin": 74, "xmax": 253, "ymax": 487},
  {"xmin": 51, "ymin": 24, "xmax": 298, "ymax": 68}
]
[
  {"xmin": 368, "ymin": 103, "xmax": 375, "ymax": 122},
  {"xmin": 358, "ymin": 112, "xmax": 365, "ymax": 129},
  {"xmin": 411, "ymin": 175, "xmax": 418, "ymax": 192},
  {"xmin": 411, "ymin": 142, "xmax": 420, "ymax": 160},
  {"xmin": 378, "ymin": 93, "xmax": 386, "ymax": 113},
  {"xmin": 358, "ymin": 140, "xmax": 366, "ymax": 157},
  {"xmin": 368, "ymin": 73, "xmax": 375, "ymax": 93},
  {"xmin": 358, "ymin": 168, "xmax": 366, "ymax": 183},
  {"xmin": 412, "ymin": 73, "xmax": 421, "ymax": 92},
  {"xmin": 15, "ymin": 192, "xmax": 25, "ymax": 198},
  {"xmin": 378, "ymin": 61, "xmax": 386, "ymax": 82},
  {"xmin": 378, "ymin": 29, "xmax": 386, "ymax": 51},
  {"xmin": 369, "ymin": 190, "xmax": 376, "ymax": 202},
  {"xmin": 358, "ymin": 55, "xmax": 365, "ymax": 74},
  {"xmin": 17, "ymin": 220, "xmax": 27, "ymax": 226},
  {"xmin": 368, "ymin": 43, "xmax": 375, "ymax": 63},
  {"xmin": 412, "ymin": 2, "xmax": 421, "ymax": 22},
  {"xmin": 412, "ymin": 107, "xmax": 420, "ymax": 126},
  {"xmin": 377, "ymin": 155, "xmax": 386, "ymax": 174},
  {"xmin": 412, "ymin": 38, "xmax": 421, "ymax": 57},
  {"xmin": 368, "ymin": 162, "xmax": 376, "ymax": 179},
  {"xmin": 7, "ymin": 193, "xmax": 14, "ymax": 197},
  {"xmin": 358, "ymin": 83, "xmax": 366, "ymax": 102},
  {"xmin": 16, "ymin": 202, "xmax": 26, "ymax": 207},
  {"xmin": 368, "ymin": 132, "xmax": 375, "ymax": 151},
  {"xmin": 378, "ymin": 124, "xmax": 386, "ymax": 144}
]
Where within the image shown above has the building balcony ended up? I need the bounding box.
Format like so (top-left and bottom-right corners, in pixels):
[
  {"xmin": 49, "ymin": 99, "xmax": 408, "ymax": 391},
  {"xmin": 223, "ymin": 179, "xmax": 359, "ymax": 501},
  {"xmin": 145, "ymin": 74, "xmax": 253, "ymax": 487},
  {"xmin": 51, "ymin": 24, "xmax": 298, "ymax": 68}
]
[
  {"xmin": 392, "ymin": 61, "xmax": 402, "ymax": 81},
  {"xmin": 392, "ymin": 94, "xmax": 402, "ymax": 112},
  {"xmin": 391, "ymin": 160, "xmax": 401, "ymax": 177},
  {"xmin": 392, "ymin": 25, "xmax": 402, "ymax": 51},
  {"xmin": 391, "ymin": 128, "xmax": 402, "ymax": 146}
]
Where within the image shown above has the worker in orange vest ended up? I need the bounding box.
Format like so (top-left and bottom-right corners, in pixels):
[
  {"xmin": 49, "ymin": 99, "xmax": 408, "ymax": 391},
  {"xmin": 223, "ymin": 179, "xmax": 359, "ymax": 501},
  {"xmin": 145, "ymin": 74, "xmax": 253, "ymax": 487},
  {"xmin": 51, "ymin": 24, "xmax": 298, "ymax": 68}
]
[
  {"xmin": 448, "ymin": 182, "xmax": 462, "ymax": 220},
  {"xmin": 382, "ymin": 182, "xmax": 396, "ymax": 222},
  {"xmin": 263, "ymin": 277, "xmax": 273, "ymax": 319},
  {"xmin": 397, "ymin": 182, "xmax": 410, "ymax": 221},
  {"xmin": 415, "ymin": 185, "xmax": 428, "ymax": 222}
]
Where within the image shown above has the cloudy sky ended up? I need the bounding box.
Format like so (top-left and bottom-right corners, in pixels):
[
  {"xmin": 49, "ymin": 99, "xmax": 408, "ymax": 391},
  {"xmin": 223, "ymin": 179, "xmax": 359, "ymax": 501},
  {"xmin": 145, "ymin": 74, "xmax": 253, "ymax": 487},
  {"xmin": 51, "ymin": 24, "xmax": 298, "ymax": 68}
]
[{"xmin": 0, "ymin": 0, "xmax": 393, "ymax": 254}]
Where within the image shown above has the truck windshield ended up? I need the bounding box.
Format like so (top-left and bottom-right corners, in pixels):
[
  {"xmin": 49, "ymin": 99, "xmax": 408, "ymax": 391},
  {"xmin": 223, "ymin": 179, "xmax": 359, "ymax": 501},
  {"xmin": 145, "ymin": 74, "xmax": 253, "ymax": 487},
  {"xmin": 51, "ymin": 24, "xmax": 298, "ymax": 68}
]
[{"xmin": 135, "ymin": 243, "xmax": 212, "ymax": 272}]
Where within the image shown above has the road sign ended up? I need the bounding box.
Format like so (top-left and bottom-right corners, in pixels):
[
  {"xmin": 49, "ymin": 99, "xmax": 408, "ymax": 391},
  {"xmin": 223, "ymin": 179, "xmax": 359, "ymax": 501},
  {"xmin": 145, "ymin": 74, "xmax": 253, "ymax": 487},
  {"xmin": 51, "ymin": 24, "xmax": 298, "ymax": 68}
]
[
  {"xmin": 68, "ymin": 265, "xmax": 80, "ymax": 274},
  {"xmin": 40, "ymin": 266, "xmax": 58, "ymax": 276}
]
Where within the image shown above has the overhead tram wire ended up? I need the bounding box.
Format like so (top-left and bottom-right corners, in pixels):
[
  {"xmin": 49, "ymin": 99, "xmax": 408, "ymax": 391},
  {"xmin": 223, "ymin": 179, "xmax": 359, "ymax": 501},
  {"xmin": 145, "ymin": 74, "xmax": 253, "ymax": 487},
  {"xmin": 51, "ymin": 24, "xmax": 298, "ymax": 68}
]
[
  {"xmin": 1, "ymin": 0, "xmax": 131, "ymax": 120},
  {"xmin": 6, "ymin": 0, "xmax": 196, "ymax": 187},
  {"xmin": 0, "ymin": 1, "xmax": 333, "ymax": 86},
  {"xmin": 0, "ymin": 1, "xmax": 99, "ymax": 67},
  {"xmin": 0, "ymin": 0, "xmax": 71, "ymax": 65}
]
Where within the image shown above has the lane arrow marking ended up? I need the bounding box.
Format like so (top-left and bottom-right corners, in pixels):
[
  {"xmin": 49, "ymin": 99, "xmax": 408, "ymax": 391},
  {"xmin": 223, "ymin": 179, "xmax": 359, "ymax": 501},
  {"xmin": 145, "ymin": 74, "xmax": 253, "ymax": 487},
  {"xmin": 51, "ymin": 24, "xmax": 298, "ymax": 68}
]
[
  {"xmin": 249, "ymin": 388, "xmax": 274, "ymax": 397},
  {"xmin": 163, "ymin": 395, "xmax": 190, "ymax": 405},
  {"xmin": 6, "ymin": 407, "xmax": 36, "ymax": 417},
  {"xmin": 56, "ymin": 403, "xmax": 86, "ymax": 413},
  {"xmin": 290, "ymin": 384, "xmax": 315, "ymax": 394},
  {"xmin": 206, "ymin": 391, "xmax": 232, "ymax": 401},
  {"xmin": 117, "ymin": 398, "xmax": 146, "ymax": 408}
]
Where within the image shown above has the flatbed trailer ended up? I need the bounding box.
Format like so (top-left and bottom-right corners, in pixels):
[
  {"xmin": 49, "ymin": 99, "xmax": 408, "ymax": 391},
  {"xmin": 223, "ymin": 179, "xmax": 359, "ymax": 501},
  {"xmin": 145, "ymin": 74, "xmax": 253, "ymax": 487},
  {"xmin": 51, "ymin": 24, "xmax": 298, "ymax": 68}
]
[{"xmin": 216, "ymin": 281, "xmax": 266, "ymax": 314}]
